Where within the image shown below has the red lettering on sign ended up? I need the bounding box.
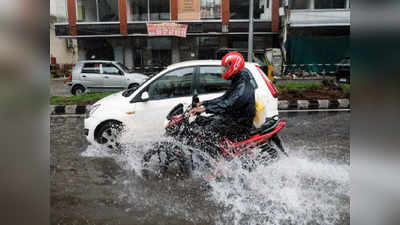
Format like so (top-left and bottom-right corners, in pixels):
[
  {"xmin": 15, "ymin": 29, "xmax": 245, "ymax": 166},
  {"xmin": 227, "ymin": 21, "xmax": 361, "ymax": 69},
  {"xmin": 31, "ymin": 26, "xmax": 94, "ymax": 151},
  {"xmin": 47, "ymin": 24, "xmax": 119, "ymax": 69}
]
[{"xmin": 147, "ymin": 23, "xmax": 188, "ymax": 38}]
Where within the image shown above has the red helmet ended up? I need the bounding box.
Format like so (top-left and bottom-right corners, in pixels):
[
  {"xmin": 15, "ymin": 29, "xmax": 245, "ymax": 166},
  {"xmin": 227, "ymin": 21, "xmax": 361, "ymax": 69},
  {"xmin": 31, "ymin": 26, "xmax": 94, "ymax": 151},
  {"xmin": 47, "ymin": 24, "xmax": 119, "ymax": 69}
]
[{"xmin": 221, "ymin": 51, "xmax": 245, "ymax": 80}]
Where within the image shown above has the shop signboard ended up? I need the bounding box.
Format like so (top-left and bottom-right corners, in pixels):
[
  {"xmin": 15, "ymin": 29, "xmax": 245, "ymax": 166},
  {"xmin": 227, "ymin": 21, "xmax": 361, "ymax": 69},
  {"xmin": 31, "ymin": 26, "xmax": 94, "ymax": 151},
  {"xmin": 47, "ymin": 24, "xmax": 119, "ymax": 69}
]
[{"xmin": 147, "ymin": 23, "xmax": 188, "ymax": 38}]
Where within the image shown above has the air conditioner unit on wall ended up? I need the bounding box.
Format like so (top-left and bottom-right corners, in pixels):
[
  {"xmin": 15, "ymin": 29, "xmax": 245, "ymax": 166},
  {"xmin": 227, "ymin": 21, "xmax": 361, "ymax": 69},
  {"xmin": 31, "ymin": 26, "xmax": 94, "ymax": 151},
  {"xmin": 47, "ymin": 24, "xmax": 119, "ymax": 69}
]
[{"xmin": 66, "ymin": 39, "xmax": 74, "ymax": 49}]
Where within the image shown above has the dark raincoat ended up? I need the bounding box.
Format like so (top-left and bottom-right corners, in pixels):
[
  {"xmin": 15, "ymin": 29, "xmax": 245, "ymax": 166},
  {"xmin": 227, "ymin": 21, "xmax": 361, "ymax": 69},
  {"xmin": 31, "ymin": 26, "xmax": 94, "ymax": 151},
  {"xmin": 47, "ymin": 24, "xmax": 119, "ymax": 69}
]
[
  {"xmin": 203, "ymin": 70, "xmax": 256, "ymax": 128},
  {"xmin": 196, "ymin": 70, "xmax": 256, "ymax": 155}
]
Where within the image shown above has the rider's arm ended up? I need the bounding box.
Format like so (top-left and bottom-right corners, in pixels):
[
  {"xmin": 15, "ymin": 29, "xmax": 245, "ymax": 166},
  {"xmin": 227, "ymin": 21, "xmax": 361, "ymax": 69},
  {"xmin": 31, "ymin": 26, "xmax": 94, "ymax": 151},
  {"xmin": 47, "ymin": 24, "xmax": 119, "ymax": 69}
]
[
  {"xmin": 189, "ymin": 105, "xmax": 206, "ymax": 116},
  {"xmin": 202, "ymin": 94, "xmax": 226, "ymax": 107},
  {"xmin": 203, "ymin": 82, "xmax": 246, "ymax": 114},
  {"xmin": 202, "ymin": 83, "xmax": 234, "ymax": 107}
]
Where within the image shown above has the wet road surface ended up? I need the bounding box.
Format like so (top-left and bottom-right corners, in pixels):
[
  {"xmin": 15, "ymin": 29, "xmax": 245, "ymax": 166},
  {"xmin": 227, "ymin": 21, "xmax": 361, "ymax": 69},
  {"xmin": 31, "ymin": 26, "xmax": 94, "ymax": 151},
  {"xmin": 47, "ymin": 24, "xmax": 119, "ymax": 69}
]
[{"xmin": 51, "ymin": 111, "xmax": 350, "ymax": 225}]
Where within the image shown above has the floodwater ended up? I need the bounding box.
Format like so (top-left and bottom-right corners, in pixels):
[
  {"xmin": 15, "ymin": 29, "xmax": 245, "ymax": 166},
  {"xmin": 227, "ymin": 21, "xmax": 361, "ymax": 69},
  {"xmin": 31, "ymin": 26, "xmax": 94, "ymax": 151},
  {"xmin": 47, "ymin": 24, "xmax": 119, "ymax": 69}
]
[{"xmin": 51, "ymin": 111, "xmax": 350, "ymax": 225}]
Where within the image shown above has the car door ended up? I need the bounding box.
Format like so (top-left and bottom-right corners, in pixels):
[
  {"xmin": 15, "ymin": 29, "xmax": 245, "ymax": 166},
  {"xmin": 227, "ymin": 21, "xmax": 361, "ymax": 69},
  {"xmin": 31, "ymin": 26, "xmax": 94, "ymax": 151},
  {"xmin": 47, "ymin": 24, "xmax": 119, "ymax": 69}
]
[
  {"xmin": 129, "ymin": 67, "xmax": 196, "ymax": 137},
  {"xmin": 80, "ymin": 63, "xmax": 103, "ymax": 90},
  {"xmin": 196, "ymin": 65, "xmax": 230, "ymax": 102},
  {"xmin": 101, "ymin": 63, "xmax": 126, "ymax": 91}
]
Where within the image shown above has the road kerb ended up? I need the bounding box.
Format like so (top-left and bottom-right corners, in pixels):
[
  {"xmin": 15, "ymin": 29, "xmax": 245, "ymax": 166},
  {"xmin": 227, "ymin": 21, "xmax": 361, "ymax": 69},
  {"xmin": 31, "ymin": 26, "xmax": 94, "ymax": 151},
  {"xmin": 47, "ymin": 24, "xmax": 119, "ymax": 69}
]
[{"xmin": 50, "ymin": 99, "xmax": 350, "ymax": 115}]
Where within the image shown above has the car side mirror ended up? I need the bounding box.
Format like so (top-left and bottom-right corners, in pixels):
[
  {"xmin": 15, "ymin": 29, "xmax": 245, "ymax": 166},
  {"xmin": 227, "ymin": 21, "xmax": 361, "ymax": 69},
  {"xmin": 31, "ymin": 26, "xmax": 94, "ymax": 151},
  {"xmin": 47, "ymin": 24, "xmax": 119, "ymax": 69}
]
[
  {"xmin": 141, "ymin": 91, "xmax": 150, "ymax": 102},
  {"xmin": 192, "ymin": 90, "xmax": 199, "ymax": 107},
  {"xmin": 192, "ymin": 94, "xmax": 199, "ymax": 107}
]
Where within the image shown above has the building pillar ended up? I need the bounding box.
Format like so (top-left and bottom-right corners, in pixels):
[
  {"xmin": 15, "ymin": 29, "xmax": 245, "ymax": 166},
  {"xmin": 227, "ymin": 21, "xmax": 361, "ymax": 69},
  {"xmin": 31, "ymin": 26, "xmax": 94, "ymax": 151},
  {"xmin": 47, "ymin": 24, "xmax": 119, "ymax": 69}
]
[
  {"xmin": 309, "ymin": 0, "xmax": 315, "ymax": 9},
  {"xmin": 114, "ymin": 46, "xmax": 124, "ymax": 63},
  {"xmin": 171, "ymin": 0, "xmax": 180, "ymax": 63},
  {"xmin": 117, "ymin": 45, "xmax": 125, "ymax": 63},
  {"xmin": 143, "ymin": 49, "xmax": 153, "ymax": 66},
  {"xmin": 143, "ymin": 39, "xmax": 153, "ymax": 66},
  {"xmin": 77, "ymin": 39, "xmax": 87, "ymax": 60},
  {"xmin": 222, "ymin": 0, "xmax": 230, "ymax": 32},
  {"xmin": 171, "ymin": 37, "xmax": 180, "ymax": 63},
  {"xmin": 171, "ymin": 0, "xmax": 178, "ymax": 20},
  {"xmin": 78, "ymin": 49, "xmax": 87, "ymax": 60},
  {"xmin": 109, "ymin": 39, "xmax": 124, "ymax": 63},
  {"xmin": 219, "ymin": 36, "xmax": 229, "ymax": 48},
  {"xmin": 124, "ymin": 40, "xmax": 134, "ymax": 68},
  {"xmin": 67, "ymin": 0, "xmax": 77, "ymax": 36},
  {"xmin": 118, "ymin": 0, "xmax": 128, "ymax": 35},
  {"xmin": 271, "ymin": 0, "xmax": 280, "ymax": 33}
]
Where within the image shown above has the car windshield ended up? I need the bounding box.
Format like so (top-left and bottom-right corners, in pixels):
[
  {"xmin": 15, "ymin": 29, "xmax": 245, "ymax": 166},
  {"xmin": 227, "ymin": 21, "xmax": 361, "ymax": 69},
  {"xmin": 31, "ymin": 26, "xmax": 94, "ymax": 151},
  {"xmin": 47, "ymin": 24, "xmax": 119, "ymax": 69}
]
[{"xmin": 117, "ymin": 63, "xmax": 130, "ymax": 72}]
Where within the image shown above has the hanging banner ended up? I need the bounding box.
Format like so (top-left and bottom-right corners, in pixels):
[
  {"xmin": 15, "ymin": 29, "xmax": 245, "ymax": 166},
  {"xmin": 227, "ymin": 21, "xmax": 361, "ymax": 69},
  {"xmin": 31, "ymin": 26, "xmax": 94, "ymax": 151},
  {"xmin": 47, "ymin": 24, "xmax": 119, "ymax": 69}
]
[{"xmin": 147, "ymin": 23, "xmax": 188, "ymax": 38}]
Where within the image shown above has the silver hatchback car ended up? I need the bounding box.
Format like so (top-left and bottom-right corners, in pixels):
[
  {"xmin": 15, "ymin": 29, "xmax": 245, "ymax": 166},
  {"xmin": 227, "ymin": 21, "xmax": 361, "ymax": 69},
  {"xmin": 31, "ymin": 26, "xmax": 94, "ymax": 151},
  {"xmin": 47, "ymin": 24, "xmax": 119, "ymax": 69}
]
[{"xmin": 67, "ymin": 60, "xmax": 148, "ymax": 95}]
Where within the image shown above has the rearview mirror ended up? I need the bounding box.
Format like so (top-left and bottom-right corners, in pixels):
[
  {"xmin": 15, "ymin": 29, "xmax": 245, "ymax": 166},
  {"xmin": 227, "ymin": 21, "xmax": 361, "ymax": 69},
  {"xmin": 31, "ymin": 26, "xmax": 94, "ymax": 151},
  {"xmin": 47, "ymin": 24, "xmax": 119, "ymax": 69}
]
[{"xmin": 141, "ymin": 92, "xmax": 149, "ymax": 101}]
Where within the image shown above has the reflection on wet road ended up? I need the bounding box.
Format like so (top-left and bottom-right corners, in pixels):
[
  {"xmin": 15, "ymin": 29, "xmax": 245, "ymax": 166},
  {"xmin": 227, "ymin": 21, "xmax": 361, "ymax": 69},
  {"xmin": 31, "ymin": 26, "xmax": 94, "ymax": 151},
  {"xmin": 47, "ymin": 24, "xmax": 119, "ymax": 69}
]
[{"xmin": 51, "ymin": 111, "xmax": 350, "ymax": 225}]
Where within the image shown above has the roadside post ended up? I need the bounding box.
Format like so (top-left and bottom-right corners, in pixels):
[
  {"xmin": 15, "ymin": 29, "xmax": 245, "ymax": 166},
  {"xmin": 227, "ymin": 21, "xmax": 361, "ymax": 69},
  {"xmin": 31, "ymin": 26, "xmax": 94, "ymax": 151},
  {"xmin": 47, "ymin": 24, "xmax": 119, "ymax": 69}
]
[{"xmin": 248, "ymin": 0, "xmax": 254, "ymax": 62}]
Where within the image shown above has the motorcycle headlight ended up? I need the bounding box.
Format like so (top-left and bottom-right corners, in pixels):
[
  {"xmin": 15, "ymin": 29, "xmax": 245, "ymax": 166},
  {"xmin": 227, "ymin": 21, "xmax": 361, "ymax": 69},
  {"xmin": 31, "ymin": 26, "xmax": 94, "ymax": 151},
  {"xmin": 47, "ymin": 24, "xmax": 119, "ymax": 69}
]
[{"xmin": 88, "ymin": 104, "xmax": 100, "ymax": 118}]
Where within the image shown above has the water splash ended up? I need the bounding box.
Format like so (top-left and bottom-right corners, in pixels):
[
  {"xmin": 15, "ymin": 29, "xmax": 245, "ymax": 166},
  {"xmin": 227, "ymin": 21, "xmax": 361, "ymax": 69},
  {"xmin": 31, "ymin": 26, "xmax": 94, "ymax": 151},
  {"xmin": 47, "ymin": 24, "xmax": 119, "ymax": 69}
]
[
  {"xmin": 208, "ymin": 155, "xmax": 349, "ymax": 225},
  {"xmin": 81, "ymin": 129, "xmax": 349, "ymax": 225}
]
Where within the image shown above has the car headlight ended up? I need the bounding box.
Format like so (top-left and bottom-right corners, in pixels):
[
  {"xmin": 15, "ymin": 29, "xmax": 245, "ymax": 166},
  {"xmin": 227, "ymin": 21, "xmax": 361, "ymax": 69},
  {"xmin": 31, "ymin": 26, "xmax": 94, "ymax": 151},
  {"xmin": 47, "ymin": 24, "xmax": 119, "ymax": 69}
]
[{"xmin": 87, "ymin": 104, "xmax": 100, "ymax": 118}]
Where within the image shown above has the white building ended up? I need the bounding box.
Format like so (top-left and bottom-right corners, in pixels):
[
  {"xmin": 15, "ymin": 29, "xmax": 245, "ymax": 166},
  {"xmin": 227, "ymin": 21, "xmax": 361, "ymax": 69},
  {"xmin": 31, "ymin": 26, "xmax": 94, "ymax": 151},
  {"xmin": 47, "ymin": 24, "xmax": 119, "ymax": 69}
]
[{"xmin": 50, "ymin": 0, "xmax": 78, "ymax": 65}]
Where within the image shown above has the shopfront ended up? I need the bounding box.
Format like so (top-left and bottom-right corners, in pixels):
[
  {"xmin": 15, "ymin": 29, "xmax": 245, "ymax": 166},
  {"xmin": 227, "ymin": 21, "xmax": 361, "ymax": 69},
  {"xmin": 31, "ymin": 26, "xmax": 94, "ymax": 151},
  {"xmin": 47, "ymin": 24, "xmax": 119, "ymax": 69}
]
[
  {"xmin": 56, "ymin": 0, "xmax": 278, "ymax": 74},
  {"xmin": 77, "ymin": 33, "xmax": 274, "ymax": 75}
]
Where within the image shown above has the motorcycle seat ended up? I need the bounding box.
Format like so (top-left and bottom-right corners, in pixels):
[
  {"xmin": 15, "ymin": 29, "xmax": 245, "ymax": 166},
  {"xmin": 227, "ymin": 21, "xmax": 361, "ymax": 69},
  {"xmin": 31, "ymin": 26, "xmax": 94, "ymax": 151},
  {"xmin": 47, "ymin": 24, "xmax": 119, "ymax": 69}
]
[{"xmin": 249, "ymin": 116, "xmax": 280, "ymax": 136}]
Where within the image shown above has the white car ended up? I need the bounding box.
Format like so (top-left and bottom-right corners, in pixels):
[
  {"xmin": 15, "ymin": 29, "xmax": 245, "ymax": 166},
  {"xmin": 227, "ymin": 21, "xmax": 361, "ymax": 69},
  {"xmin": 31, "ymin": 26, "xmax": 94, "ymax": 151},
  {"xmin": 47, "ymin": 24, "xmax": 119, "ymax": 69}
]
[
  {"xmin": 67, "ymin": 60, "xmax": 148, "ymax": 95},
  {"xmin": 84, "ymin": 60, "xmax": 279, "ymax": 149}
]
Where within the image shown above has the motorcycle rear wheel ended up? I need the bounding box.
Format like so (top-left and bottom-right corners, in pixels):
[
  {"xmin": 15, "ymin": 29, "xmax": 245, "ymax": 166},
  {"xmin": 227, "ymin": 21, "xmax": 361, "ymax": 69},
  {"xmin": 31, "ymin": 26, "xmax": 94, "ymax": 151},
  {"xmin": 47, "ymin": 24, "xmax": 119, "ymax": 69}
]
[{"xmin": 239, "ymin": 143, "xmax": 280, "ymax": 171}]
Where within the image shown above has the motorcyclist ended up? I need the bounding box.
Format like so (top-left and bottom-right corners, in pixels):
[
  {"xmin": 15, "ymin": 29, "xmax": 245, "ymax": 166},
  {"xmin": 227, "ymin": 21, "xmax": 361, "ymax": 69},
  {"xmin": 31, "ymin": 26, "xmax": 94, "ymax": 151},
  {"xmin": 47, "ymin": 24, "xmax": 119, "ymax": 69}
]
[{"xmin": 189, "ymin": 51, "xmax": 256, "ymax": 146}]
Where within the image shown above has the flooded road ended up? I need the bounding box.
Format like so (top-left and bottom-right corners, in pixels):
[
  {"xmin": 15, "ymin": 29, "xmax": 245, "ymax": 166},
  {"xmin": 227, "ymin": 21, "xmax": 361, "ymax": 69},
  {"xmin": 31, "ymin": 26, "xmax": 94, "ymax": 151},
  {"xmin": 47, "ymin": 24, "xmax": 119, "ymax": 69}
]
[{"xmin": 51, "ymin": 111, "xmax": 350, "ymax": 225}]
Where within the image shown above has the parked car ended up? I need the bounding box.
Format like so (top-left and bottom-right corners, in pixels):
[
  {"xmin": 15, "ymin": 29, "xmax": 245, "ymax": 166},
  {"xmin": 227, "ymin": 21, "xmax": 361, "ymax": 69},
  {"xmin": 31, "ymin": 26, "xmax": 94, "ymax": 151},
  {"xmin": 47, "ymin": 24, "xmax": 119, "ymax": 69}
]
[
  {"xmin": 335, "ymin": 57, "xmax": 350, "ymax": 84},
  {"xmin": 67, "ymin": 60, "xmax": 148, "ymax": 95},
  {"xmin": 84, "ymin": 60, "xmax": 279, "ymax": 149}
]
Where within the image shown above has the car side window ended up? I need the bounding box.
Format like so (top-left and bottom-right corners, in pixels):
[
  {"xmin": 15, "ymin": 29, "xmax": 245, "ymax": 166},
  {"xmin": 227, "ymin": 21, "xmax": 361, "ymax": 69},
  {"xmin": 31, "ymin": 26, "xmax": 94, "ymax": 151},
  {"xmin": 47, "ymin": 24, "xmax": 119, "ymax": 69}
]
[
  {"xmin": 198, "ymin": 66, "xmax": 230, "ymax": 94},
  {"xmin": 102, "ymin": 63, "xmax": 123, "ymax": 75},
  {"xmin": 147, "ymin": 67, "xmax": 194, "ymax": 100},
  {"xmin": 81, "ymin": 63, "xmax": 101, "ymax": 74}
]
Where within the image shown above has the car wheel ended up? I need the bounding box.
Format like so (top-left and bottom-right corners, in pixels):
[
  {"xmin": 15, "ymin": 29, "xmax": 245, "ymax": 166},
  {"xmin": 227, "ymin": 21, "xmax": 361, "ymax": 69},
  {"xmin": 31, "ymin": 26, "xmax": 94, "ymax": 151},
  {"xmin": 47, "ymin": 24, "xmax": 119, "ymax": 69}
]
[
  {"xmin": 72, "ymin": 85, "xmax": 85, "ymax": 95},
  {"xmin": 128, "ymin": 83, "xmax": 139, "ymax": 90},
  {"xmin": 95, "ymin": 121, "xmax": 123, "ymax": 151}
]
